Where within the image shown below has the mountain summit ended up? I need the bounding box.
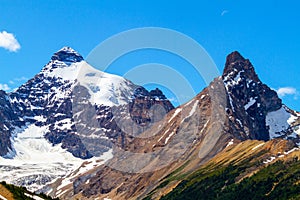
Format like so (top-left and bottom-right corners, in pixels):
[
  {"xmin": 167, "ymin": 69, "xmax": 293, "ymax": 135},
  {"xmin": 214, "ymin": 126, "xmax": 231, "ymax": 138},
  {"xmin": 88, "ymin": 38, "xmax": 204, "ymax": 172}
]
[
  {"xmin": 223, "ymin": 51, "xmax": 260, "ymax": 82},
  {"xmin": 51, "ymin": 46, "xmax": 84, "ymax": 63}
]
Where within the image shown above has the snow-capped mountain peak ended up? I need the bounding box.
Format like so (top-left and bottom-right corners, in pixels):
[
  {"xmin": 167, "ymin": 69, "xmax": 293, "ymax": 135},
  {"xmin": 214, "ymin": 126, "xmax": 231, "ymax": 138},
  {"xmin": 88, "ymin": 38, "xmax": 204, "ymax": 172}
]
[
  {"xmin": 51, "ymin": 46, "xmax": 84, "ymax": 63},
  {"xmin": 0, "ymin": 47, "xmax": 175, "ymax": 192},
  {"xmin": 40, "ymin": 47, "xmax": 84, "ymax": 79}
]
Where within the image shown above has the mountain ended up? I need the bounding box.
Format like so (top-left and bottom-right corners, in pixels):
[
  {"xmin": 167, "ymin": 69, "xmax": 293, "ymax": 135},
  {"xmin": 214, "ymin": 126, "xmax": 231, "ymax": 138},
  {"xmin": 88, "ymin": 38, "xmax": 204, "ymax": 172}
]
[
  {"xmin": 50, "ymin": 51, "xmax": 300, "ymax": 200},
  {"xmin": 0, "ymin": 47, "xmax": 174, "ymax": 192},
  {"xmin": 0, "ymin": 48, "xmax": 299, "ymax": 199}
]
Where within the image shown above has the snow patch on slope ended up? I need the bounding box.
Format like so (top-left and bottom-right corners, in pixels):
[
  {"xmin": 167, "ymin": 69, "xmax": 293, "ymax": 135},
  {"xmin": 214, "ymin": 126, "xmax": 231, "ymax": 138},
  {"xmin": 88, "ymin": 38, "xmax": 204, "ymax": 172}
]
[
  {"xmin": 252, "ymin": 143, "xmax": 264, "ymax": 150},
  {"xmin": 24, "ymin": 193, "xmax": 45, "ymax": 200},
  {"xmin": 187, "ymin": 100, "xmax": 198, "ymax": 118},
  {"xmin": 244, "ymin": 97, "xmax": 256, "ymax": 110},
  {"xmin": 263, "ymin": 156, "xmax": 276, "ymax": 164},
  {"xmin": 165, "ymin": 131, "xmax": 176, "ymax": 144},
  {"xmin": 266, "ymin": 107, "xmax": 290, "ymax": 139},
  {"xmin": 168, "ymin": 108, "xmax": 182, "ymax": 123},
  {"xmin": 181, "ymin": 100, "xmax": 199, "ymax": 123},
  {"xmin": 226, "ymin": 139, "xmax": 234, "ymax": 147},
  {"xmin": 0, "ymin": 194, "xmax": 8, "ymax": 200},
  {"xmin": 266, "ymin": 106, "xmax": 299, "ymax": 139}
]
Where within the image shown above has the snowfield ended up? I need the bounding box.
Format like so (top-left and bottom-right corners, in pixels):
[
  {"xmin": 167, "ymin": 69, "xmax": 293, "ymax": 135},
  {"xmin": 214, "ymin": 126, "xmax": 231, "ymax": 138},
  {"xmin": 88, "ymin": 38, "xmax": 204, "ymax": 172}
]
[
  {"xmin": 266, "ymin": 106, "xmax": 300, "ymax": 139},
  {"xmin": 43, "ymin": 60, "xmax": 136, "ymax": 107},
  {"xmin": 0, "ymin": 124, "xmax": 112, "ymax": 192}
]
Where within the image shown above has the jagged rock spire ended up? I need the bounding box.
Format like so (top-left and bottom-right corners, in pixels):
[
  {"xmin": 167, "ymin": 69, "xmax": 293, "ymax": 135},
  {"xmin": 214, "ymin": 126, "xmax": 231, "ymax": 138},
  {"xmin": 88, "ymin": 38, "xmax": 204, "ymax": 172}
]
[
  {"xmin": 223, "ymin": 51, "xmax": 260, "ymax": 83},
  {"xmin": 222, "ymin": 51, "xmax": 282, "ymax": 141}
]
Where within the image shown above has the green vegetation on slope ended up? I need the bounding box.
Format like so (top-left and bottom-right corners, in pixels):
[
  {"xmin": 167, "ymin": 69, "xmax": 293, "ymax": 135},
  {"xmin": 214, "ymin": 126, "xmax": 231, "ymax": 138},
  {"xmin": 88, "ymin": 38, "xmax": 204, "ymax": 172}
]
[
  {"xmin": 0, "ymin": 181, "xmax": 59, "ymax": 200},
  {"xmin": 160, "ymin": 157, "xmax": 300, "ymax": 200}
]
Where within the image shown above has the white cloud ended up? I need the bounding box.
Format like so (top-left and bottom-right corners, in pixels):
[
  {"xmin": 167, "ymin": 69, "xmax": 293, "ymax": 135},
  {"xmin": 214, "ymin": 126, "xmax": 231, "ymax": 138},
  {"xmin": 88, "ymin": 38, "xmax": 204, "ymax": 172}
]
[
  {"xmin": 168, "ymin": 97, "xmax": 178, "ymax": 103},
  {"xmin": 0, "ymin": 83, "xmax": 11, "ymax": 91},
  {"xmin": 14, "ymin": 76, "xmax": 27, "ymax": 81},
  {"xmin": 221, "ymin": 10, "xmax": 229, "ymax": 16},
  {"xmin": 7, "ymin": 77, "xmax": 28, "ymax": 85},
  {"xmin": 276, "ymin": 87, "xmax": 297, "ymax": 98},
  {"xmin": 0, "ymin": 31, "xmax": 21, "ymax": 52}
]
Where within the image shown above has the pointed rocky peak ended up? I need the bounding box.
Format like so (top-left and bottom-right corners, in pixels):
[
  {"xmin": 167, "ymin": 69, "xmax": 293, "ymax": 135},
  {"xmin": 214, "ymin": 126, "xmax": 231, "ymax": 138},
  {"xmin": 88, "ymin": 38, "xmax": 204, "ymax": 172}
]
[
  {"xmin": 39, "ymin": 47, "xmax": 84, "ymax": 77},
  {"xmin": 132, "ymin": 87, "xmax": 169, "ymax": 101},
  {"xmin": 221, "ymin": 51, "xmax": 282, "ymax": 141},
  {"xmin": 222, "ymin": 52, "xmax": 282, "ymax": 110},
  {"xmin": 149, "ymin": 88, "xmax": 167, "ymax": 100},
  {"xmin": 51, "ymin": 47, "xmax": 84, "ymax": 63},
  {"xmin": 225, "ymin": 51, "xmax": 245, "ymax": 66},
  {"xmin": 222, "ymin": 51, "xmax": 260, "ymax": 83}
]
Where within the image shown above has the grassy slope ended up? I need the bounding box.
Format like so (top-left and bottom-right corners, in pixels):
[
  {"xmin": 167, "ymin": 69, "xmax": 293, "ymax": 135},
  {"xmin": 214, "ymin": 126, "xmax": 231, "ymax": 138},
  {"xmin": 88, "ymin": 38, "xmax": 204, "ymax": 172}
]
[
  {"xmin": 144, "ymin": 139, "xmax": 300, "ymax": 200},
  {"xmin": 0, "ymin": 183, "xmax": 14, "ymax": 200},
  {"xmin": 0, "ymin": 181, "xmax": 58, "ymax": 200},
  {"xmin": 161, "ymin": 157, "xmax": 300, "ymax": 200}
]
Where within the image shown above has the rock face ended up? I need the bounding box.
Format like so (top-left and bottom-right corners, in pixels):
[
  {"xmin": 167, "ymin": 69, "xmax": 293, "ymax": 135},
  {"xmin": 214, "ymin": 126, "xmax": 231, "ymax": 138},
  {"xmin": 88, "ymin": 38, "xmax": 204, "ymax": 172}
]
[
  {"xmin": 0, "ymin": 90, "xmax": 23, "ymax": 157},
  {"xmin": 129, "ymin": 87, "xmax": 174, "ymax": 124},
  {"xmin": 223, "ymin": 51, "xmax": 282, "ymax": 141}
]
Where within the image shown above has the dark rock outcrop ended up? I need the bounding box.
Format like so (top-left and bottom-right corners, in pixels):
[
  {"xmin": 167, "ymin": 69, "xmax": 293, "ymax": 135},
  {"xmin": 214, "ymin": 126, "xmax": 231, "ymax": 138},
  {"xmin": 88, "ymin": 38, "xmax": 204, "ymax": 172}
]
[
  {"xmin": 223, "ymin": 51, "xmax": 282, "ymax": 141},
  {"xmin": 51, "ymin": 47, "xmax": 84, "ymax": 63}
]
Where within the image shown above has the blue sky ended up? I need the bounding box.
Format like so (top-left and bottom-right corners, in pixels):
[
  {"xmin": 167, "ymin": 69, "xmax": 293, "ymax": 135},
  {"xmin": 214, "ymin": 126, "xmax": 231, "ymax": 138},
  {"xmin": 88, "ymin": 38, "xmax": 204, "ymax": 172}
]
[{"xmin": 0, "ymin": 0, "xmax": 299, "ymax": 110}]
